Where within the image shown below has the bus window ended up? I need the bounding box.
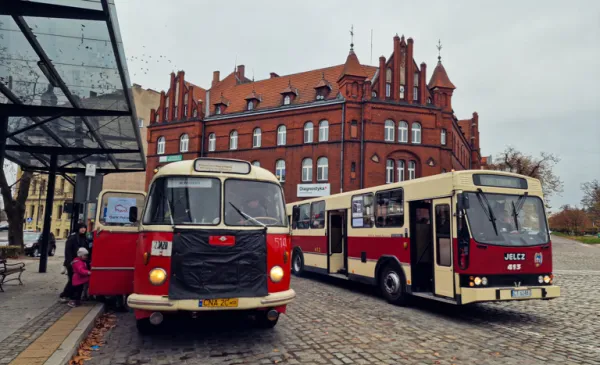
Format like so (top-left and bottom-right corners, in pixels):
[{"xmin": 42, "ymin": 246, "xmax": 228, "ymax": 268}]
[
  {"xmin": 375, "ymin": 189, "xmax": 404, "ymax": 227},
  {"xmin": 311, "ymin": 201, "xmax": 325, "ymax": 229},
  {"xmin": 296, "ymin": 204, "xmax": 310, "ymax": 229},
  {"xmin": 224, "ymin": 179, "xmax": 286, "ymax": 226},
  {"xmin": 351, "ymin": 193, "xmax": 374, "ymax": 228},
  {"xmin": 99, "ymin": 191, "xmax": 145, "ymax": 227},
  {"xmin": 435, "ymin": 204, "xmax": 452, "ymax": 267}
]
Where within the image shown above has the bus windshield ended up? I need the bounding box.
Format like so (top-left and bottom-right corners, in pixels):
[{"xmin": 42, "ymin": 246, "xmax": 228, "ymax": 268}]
[
  {"xmin": 463, "ymin": 192, "xmax": 549, "ymax": 246},
  {"xmin": 224, "ymin": 179, "xmax": 286, "ymax": 226}
]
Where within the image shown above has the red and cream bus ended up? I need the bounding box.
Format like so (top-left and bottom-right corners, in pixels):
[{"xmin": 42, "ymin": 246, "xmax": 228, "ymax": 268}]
[
  {"xmin": 88, "ymin": 158, "xmax": 295, "ymax": 333},
  {"xmin": 286, "ymin": 170, "xmax": 559, "ymax": 305}
]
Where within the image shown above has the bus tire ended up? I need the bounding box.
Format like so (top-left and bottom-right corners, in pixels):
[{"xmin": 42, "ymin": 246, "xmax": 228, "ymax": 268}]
[
  {"xmin": 255, "ymin": 312, "xmax": 279, "ymax": 329},
  {"xmin": 136, "ymin": 318, "xmax": 156, "ymax": 335},
  {"xmin": 379, "ymin": 264, "xmax": 408, "ymax": 305},
  {"xmin": 292, "ymin": 250, "xmax": 304, "ymax": 276}
]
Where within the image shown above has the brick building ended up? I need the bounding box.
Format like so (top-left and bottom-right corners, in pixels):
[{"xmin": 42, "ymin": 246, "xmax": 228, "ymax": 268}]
[{"xmin": 146, "ymin": 35, "xmax": 482, "ymax": 204}]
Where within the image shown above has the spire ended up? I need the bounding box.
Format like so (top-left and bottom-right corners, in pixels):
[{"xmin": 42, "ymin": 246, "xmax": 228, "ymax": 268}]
[
  {"xmin": 338, "ymin": 47, "xmax": 367, "ymax": 82},
  {"xmin": 350, "ymin": 24, "xmax": 354, "ymax": 51},
  {"xmin": 437, "ymin": 39, "xmax": 443, "ymax": 63},
  {"xmin": 428, "ymin": 39, "xmax": 455, "ymax": 89}
]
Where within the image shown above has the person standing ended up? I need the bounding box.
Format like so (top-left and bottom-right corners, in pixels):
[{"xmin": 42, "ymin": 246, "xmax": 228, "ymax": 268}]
[{"xmin": 59, "ymin": 223, "xmax": 88, "ymax": 303}]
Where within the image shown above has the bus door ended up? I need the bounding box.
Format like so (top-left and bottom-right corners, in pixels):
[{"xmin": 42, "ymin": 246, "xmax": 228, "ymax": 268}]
[
  {"xmin": 88, "ymin": 190, "xmax": 145, "ymax": 296},
  {"xmin": 432, "ymin": 198, "xmax": 454, "ymax": 298},
  {"xmin": 328, "ymin": 210, "xmax": 346, "ymax": 274}
]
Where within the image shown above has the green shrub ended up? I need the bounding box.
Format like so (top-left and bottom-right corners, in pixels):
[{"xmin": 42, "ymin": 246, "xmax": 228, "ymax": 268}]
[{"xmin": 0, "ymin": 245, "xmax": 22, "ymax": 259}]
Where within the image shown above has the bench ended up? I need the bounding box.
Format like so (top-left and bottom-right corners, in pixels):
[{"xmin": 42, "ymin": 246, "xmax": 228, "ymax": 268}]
[{"xmin": 0, "ymin": 258, "xmax": 25, "ymax": 292}]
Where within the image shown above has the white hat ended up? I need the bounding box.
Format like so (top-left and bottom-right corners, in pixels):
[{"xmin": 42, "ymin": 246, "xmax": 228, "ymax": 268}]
[{"xmin": 77, "ymin": 247, "xmax": 89, "ymax": 257}]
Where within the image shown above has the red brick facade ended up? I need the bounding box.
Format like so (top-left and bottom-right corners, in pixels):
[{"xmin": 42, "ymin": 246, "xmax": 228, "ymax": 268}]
[{"xmin": 146, "ymin": 35, "xmax": 482, "ymax": 204}]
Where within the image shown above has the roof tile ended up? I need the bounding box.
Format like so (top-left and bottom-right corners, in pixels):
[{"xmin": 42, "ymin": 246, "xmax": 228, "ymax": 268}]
[{"xmin": 428, "ymin": 61, "xmax": 456, "ymax": 89}]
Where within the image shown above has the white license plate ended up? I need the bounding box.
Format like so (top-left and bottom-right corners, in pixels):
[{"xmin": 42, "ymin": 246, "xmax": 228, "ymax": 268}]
[
  {"xmin": 511, "ymin": 289, "xmax": 531, "ymax": 298},
  {"xmin": 151, "ymin": 240, "xmax": 172, "ymax": 257}
]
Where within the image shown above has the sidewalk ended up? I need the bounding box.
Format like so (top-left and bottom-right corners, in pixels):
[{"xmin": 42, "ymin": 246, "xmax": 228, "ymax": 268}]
[{"xmin": 0, "ymin": 255, "xmax": 103, "ymax": 365}]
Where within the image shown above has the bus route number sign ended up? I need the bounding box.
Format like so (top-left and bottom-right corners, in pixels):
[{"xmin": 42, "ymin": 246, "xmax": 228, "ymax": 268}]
[{"xmin": 151, "ymin": 240, "xmax": 172, "ymax": 257}]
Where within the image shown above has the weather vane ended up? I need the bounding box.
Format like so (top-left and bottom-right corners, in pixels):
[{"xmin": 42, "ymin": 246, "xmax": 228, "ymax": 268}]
[
  {"xmin": 350, "ymin": 25, "xmax": 354, "ymax": 50},
  {"xmin": 437, "ymin": 39, "xmax": 443, "ymax": 62}
]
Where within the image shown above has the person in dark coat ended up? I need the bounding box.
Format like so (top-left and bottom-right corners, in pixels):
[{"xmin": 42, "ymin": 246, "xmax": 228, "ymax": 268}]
[{"xmin": 59, "ymin": 223, "xmax": 88, "ymax": 303}]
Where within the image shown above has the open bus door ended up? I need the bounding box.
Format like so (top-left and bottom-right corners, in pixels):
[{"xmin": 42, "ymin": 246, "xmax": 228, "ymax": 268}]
[
  {"xmin": 88, "ymin": 190, "xmax": 146, "ymax": 296},
  {"xmin": 432, "ymin": 198, "xmax": 454, "ymax": 298}
]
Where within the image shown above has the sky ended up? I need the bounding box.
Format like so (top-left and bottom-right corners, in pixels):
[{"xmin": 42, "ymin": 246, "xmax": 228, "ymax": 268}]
[{"xmin": 114, "ymin": 0, "xmax": 600, "ymax": 210}]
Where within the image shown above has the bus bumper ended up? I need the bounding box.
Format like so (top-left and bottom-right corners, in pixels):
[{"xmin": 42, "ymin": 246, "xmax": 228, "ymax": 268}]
[
  {"xmin": 460, "ymin": 285, "xmax": 560, "ymax": 305},
  {"xmin": 127, "ymin": 289, "xmax": 296, "ymax": 312}
]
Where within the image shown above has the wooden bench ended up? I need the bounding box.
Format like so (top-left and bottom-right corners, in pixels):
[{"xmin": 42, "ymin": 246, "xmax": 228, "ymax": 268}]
[{"xmin": 0, "ymin": 258, "xmax": 25, "ymax": 292}]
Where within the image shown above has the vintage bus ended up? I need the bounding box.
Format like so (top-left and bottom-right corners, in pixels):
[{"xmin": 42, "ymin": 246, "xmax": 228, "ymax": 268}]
[
  {"xmin": 88, "ymin": 158, "xmax": 295, "ymax": 333},
  {"xmin": 287, "ymin": 170, "xmax": 559, "ymax": 305}
]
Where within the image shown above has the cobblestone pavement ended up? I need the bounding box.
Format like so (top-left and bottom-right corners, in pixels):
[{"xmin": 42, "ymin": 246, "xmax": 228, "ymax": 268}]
[{"xmin": 84, "ymin": 236, "xmax": 600, "ymax": 365}]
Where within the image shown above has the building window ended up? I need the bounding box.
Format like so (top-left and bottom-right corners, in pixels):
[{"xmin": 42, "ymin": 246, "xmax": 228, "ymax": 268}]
[
  {"xmin": 400, "ymin": 85, "xmax": 405, "ymax": 99},
  {"xmin": 208, "ymin": 133, "xmax": 216, "ymax": 152},
  {"xmin": 164, "ymin": 107, "xmax": 169, "ymax": 120},
  {"xmin": 173, "ymin": 106, "xmax": 178, "ymax": 118},
  {"xmin": 253, "ymin": 128, "xmax": 261, "ymax": 148},
  {"xmin": 427, "ymin": 97, "xmax": 432, "ymax": 104},
  {"xmin": 57, "ymin": 205, "xmax": 63, "ymax": 220},
  {"xmin": 408, "ymin": 160, "xmax": 416, "ymax": 180},
  {"xmin": 318, "ymin": 120, "xmax": 329, "ymax": 142},
  {"xmin": 412, "ymin": 122, "xmax": 422, "ymax": 144},
  {"xmin": 215, "ymin": 105, "xmax": 222, "ymax": 115},
  {"xmin": 155, "ymin": 112, "xmax": 160, "ymax": 123},
  {"xmin": 157, "ymin": 136, "xmax": 165, "ymax": 155},
  {"xmin": 138, "ymin": 118, "xmax": 144, "ymax": 128},
  {"xmin": 350, "ymin": 120, "xmax": 358, "ymax": 139},
  {"xmin": 413, "ymin": 87, "xmax": 418, "ymax": 101},
  {"xmin": 229, "ymin": 130, "xmax": 238, "ymax": 150},
  {"xmin": 304, "ymin": 122, "xmax": 314, "ymax": 143},
  {"xmin": 247, "ymin": 100, "xmax": 254, "ymax": 111},
  {"xmin": 398, "ymin": 121, "xmax": 408, "ymax": 143},
  {"xmin": 441, "ymin": 129, "xmax": 447, "ymax": 145},
  {"xmin": 386, "ymin": 159, "xmax": 394, "ymax": 184},
  {"xmin": 179, "ymin": 134, "xmax": 189, "ymax": 152},
  {"xmin": 301, "ymin": 158, "xmax": 313, "ymax": 182},
  {"xmin": 317, "ymin": 157, "xmax": 328, "ymax": 181},
  {"xmin": 372, "ymin": 91, "xmax": 377, "ymax": 98},
  {"xmin": 384, "ymin": 120, "xmax": 395, "ymax": 142},
  {"xmin": 397, "ymin": 160, "xmax": 405, "ymax": 182},
  {"xmin": 193, "ymin": 108, "xmax": 198, "ymax": 117},
  {"xmin": 277, "ymin": 125, "xmax": 286, "ymax": 146},
  {"xmin": 385, "ymin": 68, "xmax": 392, "ymax": 98},
  {"xmin": 275, "ymin": 160, "xmax": 286, "ymax": 182},
  {"xmin": 386, "ymin": 83, "xmax": 391, "ymax": 98},
  {"xmin": 252, "ymin": 161, "xmax": 260, "ymax": 167},
  {"xmin": 184, "ymin": 104, "xmax": 188, "ymax": 117},
  {"xmin": 283, "ymin": 95, "xmax": 291, "ymax": 105}
]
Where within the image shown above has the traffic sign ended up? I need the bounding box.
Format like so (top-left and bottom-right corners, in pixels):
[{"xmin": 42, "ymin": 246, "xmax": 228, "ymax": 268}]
[{"xmin": 85, "ymin": 164, "xmax": 97, "ymax": 177}]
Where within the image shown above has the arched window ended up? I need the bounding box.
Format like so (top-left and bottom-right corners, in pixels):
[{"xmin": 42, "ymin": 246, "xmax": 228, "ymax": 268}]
[
  {"xmin": 386, "ymin": 159, "xmax": 394, "ymax": 184},
  {"xmin": 408, "ymin": 161, "xmax": 416, "ymax": 180},
  {"xmin": 441, "ymin": 129, "xmax": 447, "ymax": 145},
  {"xmin": 157, "ymin": 136, "xmax": 165, "ymax": 155},
  {"xmin": 179, "ymin": 134, "xmax": 189, "ymax": 152},
  {"xmin": 252, "ymin": 161, "xmax": 260, "ymax": 167},
  {"xmin": 283, "ymin": 95, "xmax": 291, "ymax": 105},
  {"xmin": 247, "ymin": 100, "xmax": 254, "ymax": 111},
  {"xmin": 427, "ymin": 97, "xmax": 432, "ymax": 104},
  {"xmin": 301, "ymin": 158, "xmax": 313, "ymax": 182},
  {"xmin": 277, "ymin": 125, "xmax": 286, "ymax": 146},
  {"xmin": 398, "ymin": 121, "xmax": 408, "ymax": 143},
  {"xmin": 275, "ymin": 160, "xmax": 286, "ymax": 182},
  {"xmin": 384, "ymin": 120, "xmax": 395, "ymax": 142},
  {"xmin": 399, "ymin": 85, "xmax": 405, "ymax": 99},
  {"xmin": 304, "ymin": 122, "xmax": 314, "ymax": 143},
  {"xmin": 317, "ymin": 157, "xmax": 328, "ymax": 181},
  {"xmin": 229, "ymin": 130, "xmax": 238, "ymax": 150},
  {"xmin": 397, "ymin": 160, "xmax": 405, "ymax": 182},
  {"xmin": 319, "ymin": 120, "xmax": 329, "ymax": 142},
  {"xmin": 385, "ymin": 68, "xmax": 392, "ymax": 98},
  {"xmin": 412, "ymin": 122, "xmax": 422, "ymax": 144},
  {"xmin": 372, "ymin": 91, "xmax": 377, "ymax": 98},
  {"xmin": 208, "ymin": 133, "xmax": 216, "ymax": 152},
  {"xmin": 215, "ymin": 105, "xmax": 222, "ymax": 115},
  {"xmin": 253, "ymin": 128, "xmax": 261, "ymax": 148}
]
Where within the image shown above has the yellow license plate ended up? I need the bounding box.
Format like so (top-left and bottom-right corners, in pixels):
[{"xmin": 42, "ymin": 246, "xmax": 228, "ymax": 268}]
[{"xmin": 198, "ymin": 298, "xmax": 239, "ymax": 308}]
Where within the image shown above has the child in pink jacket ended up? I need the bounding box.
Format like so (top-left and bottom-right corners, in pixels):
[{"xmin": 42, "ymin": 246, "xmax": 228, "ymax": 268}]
[{"xmin": 69, "ymin": 247, "xmax": 91, "ymax": 308}]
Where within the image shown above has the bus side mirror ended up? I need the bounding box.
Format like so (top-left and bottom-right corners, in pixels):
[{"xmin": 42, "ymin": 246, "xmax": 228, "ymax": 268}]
[
  {"xmin": 457, "ymin": 194, "xmax": 470, "ymax": 211},
  {"xmin": 128, "ymin": 206, "xmax": 138, "ymax": 223}
]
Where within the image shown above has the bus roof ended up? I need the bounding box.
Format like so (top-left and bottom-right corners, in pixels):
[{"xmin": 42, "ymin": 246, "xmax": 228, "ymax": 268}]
[
  {"xmin": 152, "ymin": 158, "xmax": 280, "ymax": 184},
  {"xmin": 286, "ymin": 170, "xmax": 544, "ymax": 210}
]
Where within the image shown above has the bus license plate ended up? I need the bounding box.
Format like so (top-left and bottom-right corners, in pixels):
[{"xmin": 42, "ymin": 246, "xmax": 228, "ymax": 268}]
[
  {"xmin": 511, "ymin": 289, "xmax": 531, "ymax": 298},
  {"xmin": 198, "ymin": 298, "xmax": 238, "ymax": 308}
]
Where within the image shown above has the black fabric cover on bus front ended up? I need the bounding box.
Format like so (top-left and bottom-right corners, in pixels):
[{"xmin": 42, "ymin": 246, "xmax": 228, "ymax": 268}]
[{"xmin": 168, "ymin": 228, "xmax": 268, "ymax": 300}]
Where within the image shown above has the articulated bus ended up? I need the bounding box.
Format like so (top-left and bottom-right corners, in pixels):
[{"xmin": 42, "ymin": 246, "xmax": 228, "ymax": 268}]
[
  {"xmin": 88, "ymin": 158, "xmax": 295, "ymax": 333},
  {"xmin": 286, "ymin": 170, "xmax": 559, "ymax": 305}
]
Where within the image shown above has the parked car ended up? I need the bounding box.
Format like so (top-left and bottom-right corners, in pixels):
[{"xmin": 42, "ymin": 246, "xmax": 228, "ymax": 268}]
[{"xmin": 23, "ymin": 232, "xmax": 56, "ymax": 257}]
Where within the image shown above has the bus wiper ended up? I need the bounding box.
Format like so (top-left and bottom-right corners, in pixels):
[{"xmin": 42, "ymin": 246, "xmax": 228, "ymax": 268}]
[
  {"xmin": 228, "ymin": 202, "xmax": 266, "ymax": 228},
  {"xmin": 511, "ymin": 201, "xmax": 519, "ymax": 231},
  {"xmin": 510, "ymin": 193, "xmax": 529, "ymax": 231},
  {"xmin": 475, "ymin": 189, "xmax": 498, "ymax": 236}
]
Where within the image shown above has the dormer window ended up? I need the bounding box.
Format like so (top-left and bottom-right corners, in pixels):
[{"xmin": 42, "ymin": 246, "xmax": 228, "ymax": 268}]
[
  {"xmin": 215, "ymin": 105, "xmax": 222, "ymax": 115},
  {"xmin": 247, "ymin": 100, "xmax": 254, "ymax": 111},
  {"xmin": 281, "ymin": 81, "xmax": 298, "ymax": 105},
  {"xmin": 314, "ymin": 73, "xmax": 332, "ymax": 101},
  {"xmin": 316, "ymin": 93, "xmax": 325, "ymax": 100},
  {"xmin": 213, "ymin": 93, "xmax": 229, "ymax": 116},
  {"xmin": 283, "ymin": 95, "xmax": 291, "ymax": 105},
  {"xmin": 245, "ymin": 90, "xmax": 261, "ymax": 111}
]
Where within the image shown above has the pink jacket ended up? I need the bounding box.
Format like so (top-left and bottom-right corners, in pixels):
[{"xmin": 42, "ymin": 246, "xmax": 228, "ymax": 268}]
[{"xmin": 71, "ymin": 258, "xmax": 91, "ymax": 286}]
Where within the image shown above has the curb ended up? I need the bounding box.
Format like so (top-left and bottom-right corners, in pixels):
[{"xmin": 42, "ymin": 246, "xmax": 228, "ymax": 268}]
[{"xmin": 43, "ymin": 303, "xmax": 104, "ymax": 365}]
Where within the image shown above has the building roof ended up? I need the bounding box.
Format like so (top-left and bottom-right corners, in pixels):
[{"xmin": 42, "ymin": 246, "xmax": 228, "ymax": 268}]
[
  {"xmin": 185, "ymin": 81, "xmax": 207, "ymax": 103},
  {"xmin": 209, "ymin": 64, "xmax": 377, "ymax": 115},
  {"xmin": 458, "ymin": 119, "xmax": 471, "ymax": 139},
  {"xmin": 338, "ymin": 50, "xmax": 368, "ymax": 81},
  {"xmin": 428, "ymin": 61, "xmax": 456, "ymax": 89}
]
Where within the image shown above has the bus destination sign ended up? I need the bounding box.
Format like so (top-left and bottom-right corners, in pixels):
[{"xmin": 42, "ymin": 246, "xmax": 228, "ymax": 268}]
[{"xmin": 473, "ymin": 174, "xmax": 528, "ymax": 189}]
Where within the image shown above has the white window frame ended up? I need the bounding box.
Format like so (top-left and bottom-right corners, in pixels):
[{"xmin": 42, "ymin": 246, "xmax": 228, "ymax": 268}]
[
  {"xmin": 229, "ymin": 130, "xmax": 238, "ymax": 150},
  {"xmin": 385, "ymin": 83, "xmax": 391, "ymax": 98},
  {"xmin": 384, "ymin": 120, "xmax": 395, "ymax": 142},
  {"xmin": 441, "ymin": 129, "xmax": 447, "ymax": 145},
  {"xmin": 304, "ymin": 122, "xmax": 314, "ymax": 143},
  {"xmin": 138, "ymin": 118, "xmax": 144, "ymax": 128},
  {"xmin": 412, "ymin": 122, "xmax": 422, "ymax": 144},
  {"xmin": 275, "ymin": 160, "xmax": 286, "ymax": 182},
  {"xmin": 208, "ymin": 133, "xmax": 216, "ymax": 152},
  {"xmin": 247, "ymin": 100, "xmax": 254, "ymax": 111},
  {"xmin": 317, "ymin": 157, "xmax": 328, "ymax": 182},
  {"xmin": 398, "ymin": 121, "xmax": 408, "ymax": 143},
  {"xmin": 215, "ymin": 105, "xmax": 222, "ymax": 115},
  {"xmin": 277, "ymin": 125, "xmax": 286, "ymax": 146},
  {"xmin": 302, "ymin": 158, "xmax": 313, "ymax": 182},
  {"xmin": 413, "ymin": 87, "xmax": 419, "ymax": 101},
  {"xmin": 397, "ymin": 160, "xmax": 405, "ymax": 182},
  {"xmin": 157, "ymin": 136, "xmax": 165, "ymax": 155},
  {"xmin": 400, "ymin": 85, "xmax": 405, "ymax": 99},
  {"xmin": 386, "ymin": 159, "xmax": 394, "ymax": 184},
  {"xmin": 283, "ymin": 95, "xmax": 291, "ymax": 105},
  {"xmin": 319, "ymin": 120, "xmax": 329, "ymax": 142},
  {"xmin": 408, "ymin": 161, "xmax": 416, "ymax": 180},
  {"xmin": 179, "ymin": 134, "xmax": 189, "ymax": 152},
  {"xmin": 253, "ymin": 128, "xmax": 261, "ymax": 148}
]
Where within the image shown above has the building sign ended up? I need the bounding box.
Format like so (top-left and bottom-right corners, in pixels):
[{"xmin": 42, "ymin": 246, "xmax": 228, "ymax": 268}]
[
  {"xmin": 297, "ymin": 183, "xmax": 330, "ymax": 198},
  {"xmin": 159, "ymin": 154, "xmax": 183, "ymax": 163}
]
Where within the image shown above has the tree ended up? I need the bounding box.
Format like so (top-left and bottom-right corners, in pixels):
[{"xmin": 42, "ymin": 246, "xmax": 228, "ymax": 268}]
[
  {"xmin": 486, "ymin": 147, "xmax": 563, "ymax": 201},
  {"xmin": 549, "ymin": 205, "xmax": 591, "ymax": 235},
  {"xmin": 0, "ymin": 165, "xmax": 33, "ymax": 249},
  {"xmin": 581, "ymin": 180, "xmax": 600, "ymax": 226}
]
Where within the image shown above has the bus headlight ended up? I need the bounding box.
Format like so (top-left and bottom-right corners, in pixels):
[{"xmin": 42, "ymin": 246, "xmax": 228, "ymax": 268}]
[
  {"xmin": 481, "ymin": 277, "xmax": 488, "ymax": 286},
  {"xmin": 543, "ymin": 275, "xmax": 551, "ymax": 284},
  {"xmin": 538, "ymin": 275, "xmax": 544, "ymax": 284},
  {"xmin": 270, "ymin": 266, "xmax": 284, "ymax": 283},
  {"xmin": 149, "ymin": 268, "xmax": 167, "ymax": 286},
  {"xmin": 474, "ymin": 277, "xmax": 482, "ymax": 286}
]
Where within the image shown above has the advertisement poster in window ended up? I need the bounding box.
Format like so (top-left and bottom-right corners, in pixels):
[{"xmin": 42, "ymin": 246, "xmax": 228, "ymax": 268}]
[
  {"xmin": 352, "ymin": 196, "xmax": 364, "ymax": 227},
  {"xmin": 105, "ymin": 197, "xmax": 137, "ymax": 224}
]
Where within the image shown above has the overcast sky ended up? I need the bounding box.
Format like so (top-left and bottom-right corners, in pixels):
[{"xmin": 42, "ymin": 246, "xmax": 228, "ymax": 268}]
[{"xmin": 116, "ymin": 0, "xmax": 599, "ymax": 209}]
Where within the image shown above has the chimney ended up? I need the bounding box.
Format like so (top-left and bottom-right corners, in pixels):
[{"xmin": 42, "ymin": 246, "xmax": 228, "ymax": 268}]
[
  {"xmin": 237, "ymin": 65, "xmax": 245, "ymax": 81},
  {"xmin": 393, "ymin": 35, "xmax": 400, "ymax": 101},
  {"xmin": 378, "ymin": 56, "xmax": 386, "ymax": 99},
  {"xmin": 270, "ymin": 72, "xmax": 279, "ymax": 78},
  {"xmin": 212, "ymin": 71, "xmax": 220, "ymax": 87},
  {"xmin": 419, "ymin": 62, "xmax": 427, "ymax": 105},
  {"xmin": 406, "ymin": 38, "xmax": 414, "ymax": 103}
]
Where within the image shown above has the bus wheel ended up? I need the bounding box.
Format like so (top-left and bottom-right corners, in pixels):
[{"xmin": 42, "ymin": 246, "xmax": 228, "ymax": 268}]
[
  {"xmin": 379, "ymin": 265, "xmax": 407, "ymax": 305},
  {"xmin": 255, "ymin": 310, "xmax": 279, "ymax": 329},
  {"xmin": 292, "ymin": 251, "xmax": 304, "ymax": 276}
]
